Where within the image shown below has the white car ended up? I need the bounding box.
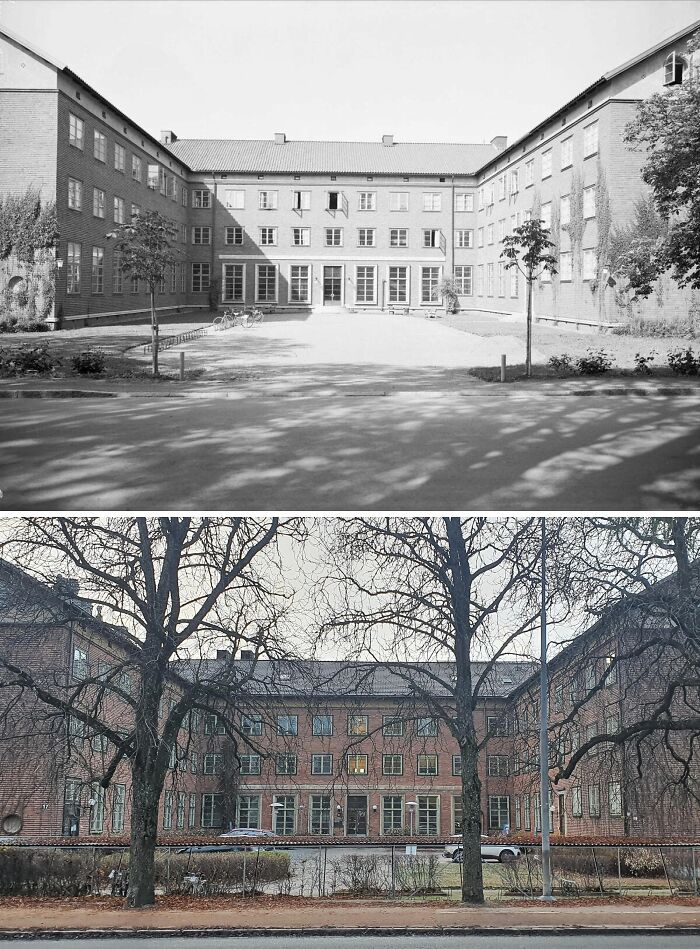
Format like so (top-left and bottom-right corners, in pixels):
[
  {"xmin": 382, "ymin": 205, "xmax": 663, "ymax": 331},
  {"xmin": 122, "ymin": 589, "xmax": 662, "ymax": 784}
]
[{"xmin": 444, "ymin": 835, "xmax": 521, "ymax": 863}]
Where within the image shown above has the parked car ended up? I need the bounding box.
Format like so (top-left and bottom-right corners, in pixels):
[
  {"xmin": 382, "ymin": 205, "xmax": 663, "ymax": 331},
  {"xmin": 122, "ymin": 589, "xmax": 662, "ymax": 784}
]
[
  {"xmin": 177, "ymin": 830, "xmax": 279, "ymax": 854},
  {"xmin": 444, "ymin": 835, "xmax": 521, "ymax": 863},
  {"xmin": 219, "ymin": 828, "xmax": 277, "ymax": 839}
]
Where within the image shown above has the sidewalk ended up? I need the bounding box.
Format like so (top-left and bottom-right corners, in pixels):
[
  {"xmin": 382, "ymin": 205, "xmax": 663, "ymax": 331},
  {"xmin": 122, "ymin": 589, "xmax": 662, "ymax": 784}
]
[{"xmin": 0, "ymin": 897, "xmax": 699, "ymax": 935}]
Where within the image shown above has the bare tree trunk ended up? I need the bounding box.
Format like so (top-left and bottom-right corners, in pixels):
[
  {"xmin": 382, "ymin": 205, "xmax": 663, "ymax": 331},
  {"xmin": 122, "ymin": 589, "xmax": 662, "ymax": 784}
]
[
  {"xmin": 150, "ymin": 287, "xmax": 159, "ymax": 377},
  {"xmin": 460, "ymin": 743, "xmax": 484, "ymax": 903},
  {"xmin": 526, "ymin": 276, "xmax": 533, "ymax": 378},
  {"xmin": 128, "ymin": 762, "xmax": 160, "ymax": 907}
]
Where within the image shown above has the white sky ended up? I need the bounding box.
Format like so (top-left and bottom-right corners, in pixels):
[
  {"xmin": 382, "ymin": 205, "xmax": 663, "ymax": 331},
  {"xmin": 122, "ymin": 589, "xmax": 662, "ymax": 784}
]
[{"xmin": 3, "ymin": 0, "xmax": 700, "ymax": 145}]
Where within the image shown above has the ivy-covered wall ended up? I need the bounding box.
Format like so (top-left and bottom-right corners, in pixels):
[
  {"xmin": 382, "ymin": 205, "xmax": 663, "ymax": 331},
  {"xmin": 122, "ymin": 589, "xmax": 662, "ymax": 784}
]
[{"xmin": 0, "ymin": 189, "xmax": 58, "ymax": 327}]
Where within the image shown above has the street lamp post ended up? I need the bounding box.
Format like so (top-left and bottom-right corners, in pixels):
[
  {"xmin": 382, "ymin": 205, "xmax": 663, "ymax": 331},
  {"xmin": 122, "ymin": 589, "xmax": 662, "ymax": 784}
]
[
  {"xmin": 406, "ymin": 800, "xmax": 418, "ymax": 837},
  {"xmin": 539, "ymin": 517, "xmax": 554, "ymax": 901}
]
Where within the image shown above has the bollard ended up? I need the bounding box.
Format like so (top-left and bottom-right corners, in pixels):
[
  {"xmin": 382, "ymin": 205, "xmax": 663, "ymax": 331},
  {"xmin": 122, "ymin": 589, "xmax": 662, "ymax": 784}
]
[
  {"xmin": 179, "ymin": 351, "xmax": 185, "ymax": 381},
  {"xmin": 500, "ymin": 354, "xmax": 507, "ymax": 383}
]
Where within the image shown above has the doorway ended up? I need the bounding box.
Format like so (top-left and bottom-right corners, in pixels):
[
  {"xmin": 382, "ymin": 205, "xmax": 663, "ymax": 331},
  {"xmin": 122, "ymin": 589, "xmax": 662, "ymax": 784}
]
[
  {"xmin": 323, "ymin": 266, "xmax": 343, "ymax": 305},
  {"xmin": 346, "ymin": 794, "xmax": 368, "ymax": 835}
]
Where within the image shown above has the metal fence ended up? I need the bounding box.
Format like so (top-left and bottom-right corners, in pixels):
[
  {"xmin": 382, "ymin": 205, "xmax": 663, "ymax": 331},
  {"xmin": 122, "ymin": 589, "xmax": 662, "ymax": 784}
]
[{"xmin": 141, "ymin": 326, "xmax": 211, "ymax": 355}]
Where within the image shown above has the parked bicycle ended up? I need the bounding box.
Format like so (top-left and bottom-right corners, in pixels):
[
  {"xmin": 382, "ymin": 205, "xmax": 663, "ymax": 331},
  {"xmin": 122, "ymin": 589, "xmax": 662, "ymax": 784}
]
[{"xmin": 213, "ymin": 308, "xmax": 264, "ymax": 329}]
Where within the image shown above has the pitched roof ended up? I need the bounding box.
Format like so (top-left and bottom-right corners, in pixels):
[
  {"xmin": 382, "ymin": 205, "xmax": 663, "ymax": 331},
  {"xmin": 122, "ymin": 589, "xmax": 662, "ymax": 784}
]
[{"xmin": 167, "ymin": 139, "xmax": 498, "ymax": 176}]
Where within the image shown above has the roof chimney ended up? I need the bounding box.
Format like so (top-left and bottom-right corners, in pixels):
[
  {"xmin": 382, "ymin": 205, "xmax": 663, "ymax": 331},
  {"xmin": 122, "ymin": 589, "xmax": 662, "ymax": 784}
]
[
  {"xmin": 240, "ymin": 649, "xmax": 255, "ymax": 661},
  {"xmin": 274, "ymin": 132, "xmax": 286, "ymax": 144},
  {"xmin": 54, "ymin": 576, "xmax": 80, "ymax": 599},
  {"xmin": 160, "ymin": 130, "xmax": 177, "ymax": 145},
  {"xmin": 216, "ymin": 649, "xmax": 230, "ymax": 660},
  {"xmin": 490, "ymin": 135, "xmax": 508, "ymax": 152},
  {"xmin": 382, "ymin": 134, "xmax": 394, "ymax": 146}
]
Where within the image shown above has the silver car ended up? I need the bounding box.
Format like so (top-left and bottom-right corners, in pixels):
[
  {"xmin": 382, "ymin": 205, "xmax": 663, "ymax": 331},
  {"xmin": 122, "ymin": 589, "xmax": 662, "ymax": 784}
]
[{"xmin": 445, "ymin": 835, "xmax": 521, "ymax": 863}]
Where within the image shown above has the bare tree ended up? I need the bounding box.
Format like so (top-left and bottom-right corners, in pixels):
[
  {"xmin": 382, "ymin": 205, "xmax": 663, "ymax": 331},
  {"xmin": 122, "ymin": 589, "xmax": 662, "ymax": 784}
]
[{"xmin": 0, "ymin": 517, "xmax": 305, "ymax": 907}]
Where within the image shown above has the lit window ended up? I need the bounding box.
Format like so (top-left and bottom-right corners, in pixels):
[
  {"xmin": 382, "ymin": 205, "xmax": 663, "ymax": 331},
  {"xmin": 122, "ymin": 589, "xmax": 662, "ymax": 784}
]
[
  {"xmin": 69, "ymin": 113, "xmax": 84, "ymax": 149},
  {"xmin": 347, "ymin": 714, "xmax": 368, "ymax": 736},
  {"xmin": 347, "ymin": 753, "xmax": 368, "ymax": 775}
]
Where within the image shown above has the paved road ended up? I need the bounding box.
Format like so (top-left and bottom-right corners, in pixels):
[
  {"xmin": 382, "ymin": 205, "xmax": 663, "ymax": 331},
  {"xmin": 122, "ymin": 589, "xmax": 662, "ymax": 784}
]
[
  {"xmin": 2, "ymin": 937, "xmax": 698, "ymax": 948},
  {"xmin": 1, "ymin": 392, "xmax": 699, "ymax": 510}
]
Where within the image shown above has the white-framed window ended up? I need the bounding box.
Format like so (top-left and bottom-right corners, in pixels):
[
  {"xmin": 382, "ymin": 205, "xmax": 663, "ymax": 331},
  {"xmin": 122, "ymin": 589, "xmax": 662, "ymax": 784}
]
[
  {"xmin": 583, "ymin": 248, "xmax": 597, "ymax": 281},
  {"xmin": 487, "ymin": 755, "xmax": 509, "ymax": 777},
  {"xmin": 498, "ymin": 219, "xmax": 506, "ymax": 241},
  {"xmin": 225, "ymin": 189, "xmax": 245, "ymax": 209},
  {"xmin": 239, "ymin": 754, "xmax": 261, "ymax": 775},
  {"xmin": 241, "ymin": 713, "xmax": 262, "ymax": 736},
  {"xmin": 181, "ymin": 186, "xmax": 188, "ymax": 207},
  {"xmin": 69, "ymin": 113, "xmax": 84, "ymax": 149},
  {"xmin": 510, "ymin": 170, "xmax": 519, "ymax": 194},
  {"xmin": 203, "ymin": 753, "xmax": 222, "ymax": 775},
  {"xmin": 421, "ymin": 266, "xmax": 441, "ymax": 303},
  {"xmin": 326, "ymin": 190, "xmax": 343, "ymax": 211},
  {"xmin": 91, "ymin": 246, "xmax": 104, "ymax": 294},
  {"xmin": 276, "ymin": 753, "xmax": 297, "ymax": 775},
  {"xmin": 259, "ymin": 190, "xmax": 278, "ymax": 210},
  {"xmin": 68, "ymin": 177, "xmax": 82, "ymax": 211},
  {"xmin": 311, "ymin": 753, "xmax": 333, "ymax": 775},
  {"xmin": 486, "ymin": 262, "xmax": 494, "ymax": 295},
  {"xmin": 292, "ymin": 190, "xmax": 311, "ymax": 210},
  {"xmin": 290, "ymin": 264, "xmax": 311, "ymax": 303},
  {"xmin": 525, "ymin": 159, "xmax": 534, "ymax": 186},
  {"xmin": 540, "ymin": 202, "xmax": 552, "ymax": 230},
  {"xmin": 92, "ymin": 188, "xmax": 105, "ymax": 219},
  {"xmin": 188, "ymin": 793, "xmax": 196, "ymax": 828},
  {"xmin": 609, "ymin": 781, "xmax": 622, "ymax": 817},
  {"xmin": 357, "ymin": 228, "xmax": 375, "ymax": 247},
  {"xmin": 176, "ymin": 791, "xmax": 186, "ymax": 830},
  {"xmin": 358, "ymin": 191, "xmax": 376, "ymax": 210},
  {"xmin": 325, "ymin": 227, "xmax": 343, "ymax": 246},
  {"xmin": 90, "ymin": 784, "xmax": 105, "ymax": 834},
  {"xmin": 276, "ymin": 713, "xmax": 298, "ymax": 736},
  {"xmin": 559, "ymin": 251, "xmax": 572, "ymax": 281},
  {"xmin": 416, "ymin": 717, "xmax": 438, "ymax": 737},
  {"xmin": 571, "ymin": 786, "xmax": 582, "ymax": 817},
  {"xmin": 476, "ymin": 264, "xmax": 484, "ymax": 295},
  {"xmin": 488, "ymin": 795, "xmax": 509, "ymax": 830},
  {"xmin": 382, "ymin": 753, "xmax": 403, "ymax": 775},
  {"xmin": 588, "ymin": 784, "xmax": 601, "ymax": 817},
  {"xmin": 355, "ymin": 265, "xmax": 376, "ymax": 303},
  {"xmin": 453, "ymin": 265, "xmax": 472, "ymax": 296},
  {"xmin": 417, "ymin": 795, "xmax": 439, "ymax": 835},
  {"xmin": 455, "ymin": 191, "xmax": 474, "ymax": 212},
  {"xmin": 292, "ymin": 227, "xmax": 310, "ymax": 246},
  {"xmin": 523, "ymin": 208, "xmax": 532, "ymax": 223},
  {"xmin": 273, "ymin": 795, "xmax": 296, "ymax": 835},
  {"xmin": 389, "ymin": 228, "xmax": 407, "ymax": 247},
  {"xmin": 510, "ymin": 266, "xmax": 519, "ymax": 297},
  {"xmin": 309, "ymin": 795, "xmax": 331, "ymax": 835},
  {"xmin": 455, "ymin": 229, "xmax": 473, "ymax": 248},
  {"xmin": 93, "ymin": 129, "xmax": 106, "ymax": 162},
  {"xmin": 192, "ymin": 226, "xmax": 211, "ymax": 245},
  {"xmin": 347, "ymin": 714, "xmax": 368, "ymax": 736},
  {"xmin": 561, "ymin": 136, "xmax": 573, "ymax": 169},
  {"xmin": 192, "ymin": 189, "xmax": 212, "ymax": 208},
  {"xmin": 192, "ymin": 262, "xmax": 210, "ymax": 292},
  {"xmin": 583, "ymin": 185, "xmax": 596, "ymax": 218},
  {"xmin": 389, "ymin": 191, "xmax": 409, "ymax": 211},
  {"xmin": 347, "ymin": 753, "xmax": 368, "ymax": 775},
  {"xmin": 664, "ymin": 50, "xmax": 688, "ymax": 86},
  {"xmin": 113, "ymin": 250, "xmax": 123, "ymax": 294},
  {"xmin": 131, "ymin": 154, "xmax": 142, "ymax": 181},
  {"xmin": 417, "ymin": 753, "xmax": 438, "ymax": 776},
  {"xmin": 452, "ymin": 755, "xmax": 462, "ymax": 776},
  {"xmin": 259, "ymin": 226, "xmax": 277, "ymax": 246},
  {"xmin": 497, "ymin": 260, "xmax": 505, "ymax": 296},
  {"xmin": 388, "ymin": 265, "xmax": 409, "ymax": 304},
  {"xmin": 131, "ymin": 272, "xmax": 139, "ymax": 294},
  {"xmin": 423, "ymin": 192, "xmax": 442, "ymax": 212},
  {"xmin": 382, "ymin": 795, "xmax": 403, "ymax": 834},
  {"xmin": 510, "ymin": 213, "xmax": 518, "ymax": 233},
  {"xmin": 111, "ymin": 784, "xmax": 126, "ymax": 833},
  {"xmin": 477, "ymin": 227, "xmax": 484, "ymax": 248},
  {"xmin": 541, "ymin": 149, "xmax": 552, "ymax": 179},
  {"xmin": 114, "ymin": 142, "xmax": 125, "ymax": 172},
  {"xmin": 256, "ymin": 264, "xmax": 277, "ymax": 302},
  {"xmin": 487, "ymin": 224, "xmax": 494, "ymax": 245},
  {"xmin": 487, "ymin": 715, "xmax": 508, "ymax": 736},
  {"xmin": 478, "ymin": 187, "xmax": 485, "ymax": 210},
  {"xmin": 423, "ymin": 229, "xmax": 440, "ymax": 248},
  {"xmin": 146, "ymin": 163, "xmax": 159, "ymax": 190},
  {"xmin": 179, "ymin": 222, "xmax": 186, "ymax": 242},
  {"xmin": 170, "ymin": 262, "xmax": 176, "ymax": 293},
  {"xmin": 201, "ymin": 793, "xmax": 224, "ymax": 828},
  {"xmin": 498, "ymin": 176, "xmax": 506, "ymax": 200},
  {"xmin": 237, "ymin": 794, "xmax": 260, "ymax": 829},
  {"xmin": 560, "ymin": 194, "xmax": 571, "ymax": 226},
  {"xmin": 225, "ymin": 226, "xmax": 244, "ymax": 245},
  {"xmin": 382, "ymin": 716, "xmax": 403, "ymax": 736},
  {"xmin": 113, "ymin": 196, "xmax": 125, "ymax": 224},
  {"xmin": 583, "ymin": 122, "xmax": 599, "ymax": 157}
]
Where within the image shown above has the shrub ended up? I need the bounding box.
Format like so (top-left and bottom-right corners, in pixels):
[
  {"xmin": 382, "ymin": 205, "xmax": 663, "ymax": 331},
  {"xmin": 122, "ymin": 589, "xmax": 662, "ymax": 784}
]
[
  {"xmin": 15, "ymin": 319, "xmax": 49, "ymax": 333},
  {"xmin": 667, "ymin": 347, "xmax": 699, "ymax": 375},
  {"xmin": 0, "ymin": 342, "xmax": 59, "ymax": 375},
  {"xmin": 0, "ymin": 847, "xmax": 98, "ymax": 896},
  {"xmin": 576, "ymin": 349, "xmax": 613, "ymax": 374},
  {"xmin": 548, "ymin": 353, "xmax": 575, "ymax": 373},
  {"xmin": 71, "ymin": 350, "xmax": 107, "ymax": 375},
  {"xmin": 0, "ymin": 315, "xmax": 18, "ymax": 333},
  {"xmin": 634, "ymin": 351, "xmax": 657, "ymax": 375},
  {"xmin": 620, "ymin": 847, "xmax": 664, "ymax": 877}
]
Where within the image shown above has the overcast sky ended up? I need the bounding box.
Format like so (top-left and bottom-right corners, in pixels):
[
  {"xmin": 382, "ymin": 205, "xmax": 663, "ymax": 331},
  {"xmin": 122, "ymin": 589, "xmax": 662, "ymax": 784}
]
[{"xmin": 2, "ymin": 0, "xmax": 700, "ymax": 145}]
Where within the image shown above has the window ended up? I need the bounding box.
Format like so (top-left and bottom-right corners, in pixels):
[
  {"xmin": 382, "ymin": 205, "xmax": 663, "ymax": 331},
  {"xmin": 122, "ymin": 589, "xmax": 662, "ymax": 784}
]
[
  {"xmin": 560, "ymin": 194, "xmax": 570, "ymax": 226},
  {"xmin": 113, "ymin": 250, "xmax": 123, "ymax": 293},
  {"xmin": 487, "ymin": 224, "xmax": 494, "ymax": 245},
  {"xmin": 586, "ymin": 721, "xmax": 599, "ymax": 754},
  {"xmin": 571, "ymin": 786, "xmax": 582, "ymax": 817},
  {"xmin": 131, "ymin": 155, "xmax": 142, "ymax": 181},
  {"xmin": 292, "ymin": 190, "xmax": 310, "ymax": 210},
  {"xmin": 190, "ymin": 751, "xmax": 198, "ymax": 774},
  {"xmin": 72, "ymin": 647, "xmax": 88, "ymax": 679},
  {"xmin": 417, "ymin": 795, "xmax": 439, "ymax": 835},
  {"xmin": 309, "ymin": 795, "xmax": 331, "ymax": 834},
  {"xmin": 534, "ymin": 793, "xmax": 541, "ymax": 832},
  {"xmin": 583, "ymin": 122, "xmax": 598, "ymax": 157},
  {"xmin": 90, "ymin": 784, "xmax": 105, "ymax": 833},
  {"xmin": 113, "ymin": 142, "xmax": 125, "ymax": 172},
  {"xmin": 325, "ymin": 227, "xmax": 343, "ymax": 246},
  {"xmin": 588, "ymin": 784, "xmax": 601, "ymax": 817},
  {"xmin": 477, "ymin": 228, "xmax": 484, "ymax": 248},
  {"xmin": 389, "ymin": 228, "xmax": 408, "ymax": 247},
  {"xmin": 176, "ymin": 791, "xmax": 186, "ymax": 830},
  {"xmin": 132, "ymin": 204, "xmax": 141, "ymax": 222},
  {"xmin": 377, "ymin": 795, "xmax": 402, "ymax": 835},
  {"xmin": 68, "ymin": 177, "xmax": 82, "ymax": 211},
  {"xmin": 541, "ymin": 149, "xmax": 552, "ymax": 178},
  {"xmin": 559, "ymin": 252, "xmax": 572, "ymax": 281},
  {"xmin": 239, "ymin": 754, "xmax": 261, "ymax": 775},
  {"xmin": 113, "ymin": 197, "xmax": 125, "ymax": 224},
  {"xmin": 93, "ymin": 130, "xmax": 106, "ymax": 162},
  {"xmin": 347, "ymin": 753, "xmax": 368, "ymax": 775},
  {"xmin": 664, "ymin": 51, "xmax": 688, "ymax": 86},
  {"xmin": 455, "ymin": 229, "xmax": 473, "ymax": 248},
  {"xmin": 355, "ymin": 265, "xmax": 376, "ymax": 304},
  {"xmin": 131, "ymin": 273, "xmax": 139, "ymax": 294},
  {"xmin": 292, "ymin": 227, "xmax": 310, "ymax": 246},
  {"xmin": 498, "ymin": 176, "xmax": 506, "ymax": 200},
  {"xmin": 91, "ymin": 732, "xmax": 107, "ymax": 752},
  {"xmin": 201, "ymin": 793, "xmax": 224, "ymax": 828},
  {"xmin": 487, "ymin": 715, "xmax": 508, "ymax": 736},
  {"xmin": 605, "ymin": 709, "xmax": 620, "ymax": 734},
  {"xmin": 487, "ymin": 755, "xmax": 509, "ymax": 777},
  {"xmin": 276, "ymin": 753, "xmax": 297, "ymax": 775},
  {"xmin": 476, "ymin": 265, "xmax": 484, "ymax": 295},
  {"xmin": 390, "ymin": 191, "xmax": 409, "ymax": 211},
  {"xmin": 382, "ymin": 716, "xmax": 403, "ymax": 736},
  {"xmin": 223, "ymin": 263, "xmax": 244, "ymax": 301},
  {"xmin": 510, "ymin": 266, "xmax": 519, "ymax": 297},
  {"xmin": 147, "ymin": 164, "xmax": 159, "ymax": 190},
  {"xmin": 357, "ymin": 228, "xmax": 375, "ymax": 247},
  {"xmin": 276, "ymin": 714, "xmax": 298, "ymax": 736},
  {"xmin": 423, "ymin": 192, "xmax": 442, "ymax": 212},
  {"xmin": 192, "ymin": 263, "xmax": 210, "ymax": 293},
  {"xmin": 358, "ymin": 191, "xmax": 376, "ymax": 210},
  {"xmin": 347, "ymin": 714, "xmax": 368, "ymax": 736},
  {"xmin": 423, "ymin": 229, "xmax": 440, "ymax": 248},
  {"xmin": 259, "ymin": 226, "xmax": 277, "ymax": 246},
  {"xmin": 256, "ymin": 264, "xmax": 277, "ymax": 301},
  {"xmin": 181, "ymin": 186, "xmax": 188, "ymax": 207},
  {"xmin": 69, "ymin": 113, "xmax": 84, "ymax": 149},
  {"xmin": 383, "ymin": 753, "xmax": 403, "ymax": 775},
  {"xmin": 327, "ymin": 190, "xmax": 344, "ymax": 211},
  {"xmin": 488, "ymin": 795, "xmax": 509, "ymax": 831},
  {"xmin": 225, "ymin": 189, "xmax": 245, "ymax": 209},
  {"xmin": 311, "ymin": 753, "xmax": 333, "ymax": 775},
  {"xmin": 236, "ymin": 794, "xmax": 260, "ymax": 829},
  {"xmin": 603, "ymin": 655, "xmax": 618, "ymax": 686},
  {"xmin": 540, "ymin": 202, "xmax": 552, "ymax": 230},
  {"xmin": 188, "ymin": 793, "xmax": 196, "ymax": 828},
  {"xmin": 609, "ymin": 781, "xmax": 622, "ymax": 817},
  {"xmin": 417, "ymin": 754, "xmax": 438, "ymax": 776},
  {"xmin": 111, "ymin": 784, "xmax": 125, "ymax": 833},
  {"xmin": 452, "ymin": 755, "xmax": 462, "ymax": 775},
  {"xmin": 203, "ymin": 753, "xmax": 223, "ymax": 775},
  {"xmin": 290, "ymin": 264, "xmax": 311, "ymax": 303},
  {"xmin": 497, "ymin": 261, "xmax": 505, "ymax": 296},
  {"xmin": 525, "ymin": 159, "xmax": 534, "ymax": 186},
  {"xmin": 416, "ymin": 718, "xmax": 438, "ymax": 737},
  {"xmin": 498, "ymin": 219, "xmax": 506, "ymax": 242},
  {"xmin": 312, "ymin": 714, "xmax": 333, "ymax": 736},
  {"xmin": 192, "ymin": 226, "xmax": 211, "ymax": 245},
  {"xmin": 92, "ymin": 188, "xmax": 105, "ymax": 219},
  {"xmin": 253, "ymin": 189, "xmax": 278, "ymax": 210},
  {"xmin": 421, "ymin": 266, "xmax": 441, "ymax": 303},
  {"xmin": 561, "ymin": 136, "xmax": 573, "ymax": 169},
  {"xmin": 453, "ymin": 265, "xmax": 473, "ymax": 295},
  {"xmin": 273, "ymin": 795, "xmax": 295, "ymax": 834},
  {"xmin": 225, "ymin": 226, "xmax": 244, "ymax": 245},
  {"xmin": 510, "ymin": 170, "xmax": 519, "ymax": 194},
  {"xmin": 486, "ymin": 262, "xmax": 494, "ymax": 295},
  {"xmin": 455, "ymin": 191, "xmax": 474, "ymax": 212},
  {"xmin": 583, "ymin": 186, "xmax": 596, "ymax": 218},
  {"xmin": 478, "ymin": 187, "xmax": 485, "ymax": 209},
  {"xmin": 523, "ymin": 794, "xmax": 531, "ymax": 831},
  {"xmin": 91, "ymin": 246, "xmax": 104, "ymax": 294},
  {"xmin": 192, "ymin": 189, "xmax": 212, "ymax": 208}
]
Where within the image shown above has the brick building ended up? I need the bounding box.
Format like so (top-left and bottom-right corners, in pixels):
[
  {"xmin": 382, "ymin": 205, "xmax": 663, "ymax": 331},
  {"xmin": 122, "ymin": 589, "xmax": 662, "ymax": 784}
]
[
  {"xmin": 1, "ymin": 559, "xmax": 698, "ymax": 842},
  {"xmin": 1, "ymin": 19, "xmax": 698, "ymax": 329}
]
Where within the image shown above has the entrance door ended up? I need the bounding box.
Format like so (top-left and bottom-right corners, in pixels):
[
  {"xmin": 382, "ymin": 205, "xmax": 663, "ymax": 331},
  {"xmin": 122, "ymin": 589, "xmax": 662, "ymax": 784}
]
[
  {"xmin": 346, "ymin": 795, "xmax": 368, "ymax": 835},
  {"xmin": 323, "ymin": 266, "xmax": 342, "ymax": 304}
]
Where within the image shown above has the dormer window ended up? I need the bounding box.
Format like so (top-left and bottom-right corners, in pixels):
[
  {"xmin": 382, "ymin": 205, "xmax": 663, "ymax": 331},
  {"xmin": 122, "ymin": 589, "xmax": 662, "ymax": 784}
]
[{"xmin": 664, "ymin": 51, "xmax": 688, "ymax": 86}]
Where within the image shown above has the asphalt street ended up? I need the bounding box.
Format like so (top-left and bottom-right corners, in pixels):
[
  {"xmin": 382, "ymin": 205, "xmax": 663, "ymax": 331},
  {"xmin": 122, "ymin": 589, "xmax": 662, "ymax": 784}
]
[{"xmin": 1, "ymin": 392, "xmax": 699, "ymax": 510}]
